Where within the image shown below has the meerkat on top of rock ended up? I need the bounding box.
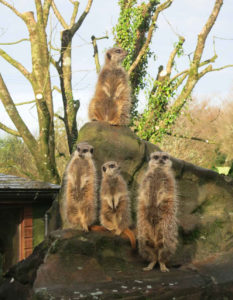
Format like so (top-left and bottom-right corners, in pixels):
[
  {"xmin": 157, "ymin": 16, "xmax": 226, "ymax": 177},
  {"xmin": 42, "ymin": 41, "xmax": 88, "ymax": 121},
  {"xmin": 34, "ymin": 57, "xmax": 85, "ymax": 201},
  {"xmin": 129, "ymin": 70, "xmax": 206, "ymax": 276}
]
[
  {"xmin": 88, "ymin": 47, "xmax": 131, "ymax": 126},
  {"xmin": 137, "ymin": 151, "xmax": 178, "ymax": 272},
  {"xmin": 62, "ymin": 142, "xmax": 97, "ymax": 231}
]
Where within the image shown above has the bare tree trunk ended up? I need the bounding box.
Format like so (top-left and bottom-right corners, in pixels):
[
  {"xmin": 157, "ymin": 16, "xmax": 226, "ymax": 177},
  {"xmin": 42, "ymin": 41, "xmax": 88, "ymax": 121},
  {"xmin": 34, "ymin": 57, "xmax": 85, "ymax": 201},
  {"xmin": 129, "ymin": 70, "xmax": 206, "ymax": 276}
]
[
  {"xmin": 52, "ymin": 0, "xmax": 93, "ymax": 154},
  {"xmin": 0, "ymin": 0, "xmax": 60, "ymax": 183}
]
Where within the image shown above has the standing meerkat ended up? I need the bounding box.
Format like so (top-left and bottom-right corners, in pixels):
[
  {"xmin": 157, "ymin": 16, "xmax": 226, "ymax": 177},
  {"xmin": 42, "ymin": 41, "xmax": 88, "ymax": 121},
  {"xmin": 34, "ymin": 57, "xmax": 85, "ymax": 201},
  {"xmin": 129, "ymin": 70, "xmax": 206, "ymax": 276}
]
[
  {"xmin": 62, "ymin": 142, "xmax": 97, "ymax": 231},
  {"xmin": 137, "ymin": 152, "xmax": 178, "ymax": 272},
  {"xmin": 88, "ymin": 47, "xmax": 131, "ymax": 126},
  {"xmin": 100, "ymin": 161, "xmax": 136, "ymax": 249}
]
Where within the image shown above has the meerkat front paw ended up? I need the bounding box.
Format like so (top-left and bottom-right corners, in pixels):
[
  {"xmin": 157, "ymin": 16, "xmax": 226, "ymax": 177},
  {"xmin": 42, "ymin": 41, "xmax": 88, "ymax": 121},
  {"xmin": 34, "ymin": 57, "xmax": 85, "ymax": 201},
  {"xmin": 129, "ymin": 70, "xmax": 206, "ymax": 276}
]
[
  {"xmin": 143, "ymin": 261, "xmax": 156, "ymax": 271},
  {"xmin": 115, "ymin": 229, "xmax": 122, "ymax": 235},
  {"xmin": 160, "ymin": 262, "xmax": 169, "ymax": 272}
]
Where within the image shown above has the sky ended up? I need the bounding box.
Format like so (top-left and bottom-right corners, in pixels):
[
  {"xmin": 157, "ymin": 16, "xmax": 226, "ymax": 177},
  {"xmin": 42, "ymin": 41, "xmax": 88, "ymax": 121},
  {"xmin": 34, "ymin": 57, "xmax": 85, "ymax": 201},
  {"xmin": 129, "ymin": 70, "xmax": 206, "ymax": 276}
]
[{"xmin": 0, "ymin": 0, "xmax": 233, "ymax": 136}]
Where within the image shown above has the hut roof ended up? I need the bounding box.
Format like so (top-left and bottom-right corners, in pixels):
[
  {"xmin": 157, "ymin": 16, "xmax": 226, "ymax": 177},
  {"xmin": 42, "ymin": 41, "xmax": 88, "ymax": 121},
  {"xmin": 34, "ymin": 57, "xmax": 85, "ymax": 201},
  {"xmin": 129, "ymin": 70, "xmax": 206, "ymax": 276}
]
[{"xmin": 0, "ymin": 173, "xmax": 60, "ymax": 204}]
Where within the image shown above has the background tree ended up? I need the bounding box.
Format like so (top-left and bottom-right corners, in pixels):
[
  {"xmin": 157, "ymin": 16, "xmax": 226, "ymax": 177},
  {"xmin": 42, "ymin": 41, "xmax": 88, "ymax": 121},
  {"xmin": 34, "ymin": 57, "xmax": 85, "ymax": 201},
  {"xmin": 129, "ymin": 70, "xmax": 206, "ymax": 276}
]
[
  {"xmin": 0, "ymin": 0, "xmax": 232, "ymax": 183},
  {"xmin": 0, "ymin": 0, "xmax": 93, "ymax": 183},
  {"xmin": 0, "ymin": 135, "xmax": 38, "ymax": 179},
  {"xmin": 114, "ymin": 0, "xmax": 232, "ymax": 143},
  {"xmin": 158, "ymin": 96, "xmax": 233, "ymax": 177}
]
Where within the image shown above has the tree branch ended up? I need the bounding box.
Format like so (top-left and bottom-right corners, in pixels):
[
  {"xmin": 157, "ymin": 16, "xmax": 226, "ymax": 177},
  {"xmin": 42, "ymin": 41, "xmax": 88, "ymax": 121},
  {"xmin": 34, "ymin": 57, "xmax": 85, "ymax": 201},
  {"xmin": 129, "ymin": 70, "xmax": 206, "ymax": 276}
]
[
  {"xmin": 70, "ymin": 1, "xmax": 80, "ymax": 27},
  {"xmin": 55, "ymin": 113, "xmax": 65, "ymax": 122},
  {"xmin": 51, "ymin": 0, "xmax": 69, "ymax": 29},
  {"xmin": 15, "ymin": 100, "xmax": 36, "ymax": 106},
  {"xmin": 52, "ymin": 85, "xmax": 61, "ymax": 93},
  {"xmin": 91, "ymin": 35, "xmax": 108, "ymax": 73},
  {"xmin": 91, "ymin": 35, "xmax": 100, "ymax": 73},
  {"xmin": 0, "ymin": 48, "xmax": 32, "ymax": 82},
  {"xmin": 169, "ymin": 0, "xmax": 223, "ymax": 114},
  {"xmin": 70, "ymin": 0, "xmax": 93, "ymax": 37},
  {"xmin": 198, "ymin": 64, "xmax": 213, "ymax": 79},
  {"xmin": 169, "ymin": 54, "xmax": 218, "ymax": 84},
  {"xmin": 166, "ymin": 36, "xmax": 185, "ymax": 77},
  {"xmin": 43, "ymin": 0, "xmax": 52, "ymax": 26},
  {"xmin": 173, "ymin": 72, "xmax": 188, "ymax": 90},
  {"xmin": 0, "ymin": 38, "xmax": 29, "ymax": 45},
  {"xmin": 128, "ymin": 0, "xmax": 173, "ymax": 75},
  {"xmin": 210, "ymin": 64, "xmax": 233, "ymax": 72},
  {"xmin": 35, "ymin": 0, "xmax": 46, "ymax": 27},
  {"xmin": 0, "ymin": 122, "xmax": 21, "ymax": 137},
  {"xmin": 166, "ymin": 132, "xmax": 216, "ymax": 144},
  {"xmin": 0, "ymin": 74, "xmax": 38, "ymax": 151},
  {"xmin": 193, "ymin": 0, "xmax": 223, "ymax": 67},
  {"xmin": 0, "ymin": 0, "xmax": 25, "ymax": 20}
]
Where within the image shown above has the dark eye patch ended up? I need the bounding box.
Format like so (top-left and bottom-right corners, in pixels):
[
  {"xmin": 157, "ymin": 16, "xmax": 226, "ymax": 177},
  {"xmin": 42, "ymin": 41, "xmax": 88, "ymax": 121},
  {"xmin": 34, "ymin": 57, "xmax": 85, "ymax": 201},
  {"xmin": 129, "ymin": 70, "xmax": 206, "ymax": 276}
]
[
  {"xmin": 90, "ymin": 148, "xmax": 94, "ymax": 154},
  {"xmin": 77, "ymin": 147, "xmax": 80, "ymax": 152},
  {"xmin": 109, "ymin": 164, "xmax": 115, "ymax": 168},
  {"xmin": 153, "ymin": 155, "xmax": 159, "ymax": 160},
  {"xmin": 162, "ymin": 155, "xmax": 168, "ymax": 160},
  {"xmin": 103, "ymin": 166, "xmax": 106, "ymax": 172}
]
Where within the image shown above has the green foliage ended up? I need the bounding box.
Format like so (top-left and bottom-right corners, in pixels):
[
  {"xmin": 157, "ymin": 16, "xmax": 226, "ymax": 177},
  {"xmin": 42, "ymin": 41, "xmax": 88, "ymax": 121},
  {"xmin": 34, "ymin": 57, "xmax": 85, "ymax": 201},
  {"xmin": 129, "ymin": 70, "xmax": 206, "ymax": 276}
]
[
  {"xmin": 114, "ymin": 1, "xmax": 188, "ymax": 141},
  {"xmin": 173, "ymin": 40, "xmax": 184, "ymax": 57},
  {"xmin": 0, "ymin": 135, "xmax": 38, "ymax": 179},
  {"xmin": 113, "ymin": 0, "xmax": 159, "ymax": 118},
  {"xmin": 135, "ymin": 77, "xmax": 180, "ymax": 143}
]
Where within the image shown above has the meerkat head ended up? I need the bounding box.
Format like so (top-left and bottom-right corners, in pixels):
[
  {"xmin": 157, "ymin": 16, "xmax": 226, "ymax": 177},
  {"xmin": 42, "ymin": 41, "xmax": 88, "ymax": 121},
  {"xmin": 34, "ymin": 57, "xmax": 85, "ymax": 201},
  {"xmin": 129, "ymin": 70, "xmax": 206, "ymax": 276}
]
[
  {"xmin": 76, "ymin": 142, "xmax": 94, "ymax": 159},
  {"xmin": 102, "ymin": 161, "xmax": 120, "ymax": 177},
  {"xmin": 149, "ymin": 151, "xmax": 172, "ymax": 169},
  {"xmin": 105, "ymin": 47, "xmax": 127, "ymax": 65}
]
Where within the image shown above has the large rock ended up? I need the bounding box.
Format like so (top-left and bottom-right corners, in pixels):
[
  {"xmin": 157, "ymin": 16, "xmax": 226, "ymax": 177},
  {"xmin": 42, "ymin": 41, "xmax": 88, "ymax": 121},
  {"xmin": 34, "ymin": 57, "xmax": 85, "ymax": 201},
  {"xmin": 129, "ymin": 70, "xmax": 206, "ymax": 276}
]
[
  {"xmin": 1, "ymin": 229, "xmax": 233, "ymax": 299},
  {"xmin": 77, "ymin": 122, "xmax": 233, "ymax": 263},
  {"xmin": 1, "ymin": 121, "xmax": 233, "ymax": 299}
]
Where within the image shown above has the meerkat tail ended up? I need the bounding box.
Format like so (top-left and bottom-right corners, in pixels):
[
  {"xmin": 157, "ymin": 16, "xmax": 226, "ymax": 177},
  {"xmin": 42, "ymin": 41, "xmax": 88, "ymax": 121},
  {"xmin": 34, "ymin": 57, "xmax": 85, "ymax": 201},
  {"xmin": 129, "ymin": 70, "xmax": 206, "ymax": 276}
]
[{"xmin": 121, "ymin": 228, "xmax": 136, "ymax": 249}]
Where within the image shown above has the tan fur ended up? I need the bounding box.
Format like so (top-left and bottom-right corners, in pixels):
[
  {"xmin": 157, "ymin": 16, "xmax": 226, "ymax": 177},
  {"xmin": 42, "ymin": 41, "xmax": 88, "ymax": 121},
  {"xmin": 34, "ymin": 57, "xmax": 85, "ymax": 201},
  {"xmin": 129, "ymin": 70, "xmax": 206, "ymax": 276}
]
[
  {"xmin": 63, "ymin": 142, "xmax": 97, "ymax": 231},
  {"xmin": 88, "ymin": 47, "xmax": 131, "ymax": 126},
  {"xmin": 100, "ymin": 161, "xmax": 131, "ymax": 235},
  {"xmin": 137, "ymin": 152, "xmax": 178, "ymax": 272}
]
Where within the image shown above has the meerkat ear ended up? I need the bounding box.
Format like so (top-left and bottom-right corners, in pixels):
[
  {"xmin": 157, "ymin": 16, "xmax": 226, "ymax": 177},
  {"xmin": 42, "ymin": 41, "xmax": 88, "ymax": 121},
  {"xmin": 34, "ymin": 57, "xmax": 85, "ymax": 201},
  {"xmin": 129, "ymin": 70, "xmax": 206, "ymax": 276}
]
[
  {"xmin": 107, "ymin": 52, "xmax": 111, "ymax": 60},
  {"xmin": 103, "ymin": 166, "xmax": 106, "ymax": 172}
]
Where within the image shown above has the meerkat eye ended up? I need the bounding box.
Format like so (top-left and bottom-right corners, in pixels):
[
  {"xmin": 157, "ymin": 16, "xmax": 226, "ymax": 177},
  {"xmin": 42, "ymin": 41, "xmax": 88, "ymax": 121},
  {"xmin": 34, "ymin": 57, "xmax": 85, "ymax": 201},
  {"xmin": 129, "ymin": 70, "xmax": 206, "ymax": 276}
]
[
  {"xmin": 115, "ymin": 49, "xmax": 121, "ymax": 53},
  {"xmin": 103, "ymin": 166, "xmax": 106, "ymax": 172},
  {"xmin": 83, "ymin": 149, "xmax": 88, "ymax": 153},
  {"xmin": 153, "ymin": 155, "xmax": 159, "ymax": 160},
  {"xmin": 90, "ymin": 148, "xmax": 94, "ymax": 154},
  {"xmin": 109, "ymin": 164, "xmax": 115, "ymax": 168},
  {"xmin": 77, "ymin": 147, "xmax": 80, "ymax": 152},
  {"xmin": 162, "ymin": 155, "xmax": 168, "ymax": 160}
]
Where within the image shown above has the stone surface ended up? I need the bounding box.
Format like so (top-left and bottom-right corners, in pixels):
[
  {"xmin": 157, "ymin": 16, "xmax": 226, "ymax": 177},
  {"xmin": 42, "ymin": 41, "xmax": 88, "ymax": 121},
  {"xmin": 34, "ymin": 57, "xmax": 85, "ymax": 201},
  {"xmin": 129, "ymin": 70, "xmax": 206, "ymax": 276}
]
[
  {"xmin": 1, "ymin": 121, "xmax": 233, "ymax": 299},
  {"xmin": 77, "ymin": 122, "xmax": 233, "ymax": 263},
  {"xmin": 1, "ymin": 229, "xmax": 233, "ymax": 299}
]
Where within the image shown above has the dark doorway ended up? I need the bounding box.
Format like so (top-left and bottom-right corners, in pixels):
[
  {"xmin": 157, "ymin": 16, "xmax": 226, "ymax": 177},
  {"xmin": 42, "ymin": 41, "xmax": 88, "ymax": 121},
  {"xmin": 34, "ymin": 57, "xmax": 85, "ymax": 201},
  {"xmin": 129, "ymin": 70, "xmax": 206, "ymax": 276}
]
[{"xmin": 0, "ymin": 207, "xmax": 21, "ymax": 272}]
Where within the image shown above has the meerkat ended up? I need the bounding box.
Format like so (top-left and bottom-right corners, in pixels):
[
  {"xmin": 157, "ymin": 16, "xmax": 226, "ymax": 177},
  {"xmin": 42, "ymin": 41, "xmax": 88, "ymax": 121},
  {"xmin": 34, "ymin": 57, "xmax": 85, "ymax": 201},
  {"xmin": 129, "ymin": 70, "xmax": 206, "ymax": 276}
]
[
  {"xmin": 137, "ymin": 152, "xmax": 178, "ymax": 272},
  {"xmin": 62, "ymin": 142, "xmax": 97, "ymax": 231},
  {"xmin": 99, "ymin": 161, "xmax": 136, "ymax": 249},
  {"xmin": 88, "ymin": 47, "xmax": 131, "ymax": 126}
]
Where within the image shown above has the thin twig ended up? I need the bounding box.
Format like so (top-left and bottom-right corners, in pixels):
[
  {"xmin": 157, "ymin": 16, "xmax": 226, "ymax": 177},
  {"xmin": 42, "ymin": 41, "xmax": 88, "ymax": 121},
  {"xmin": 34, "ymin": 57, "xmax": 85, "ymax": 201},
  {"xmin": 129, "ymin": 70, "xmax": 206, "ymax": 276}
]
[
  {"xmin": 0, "ymin": 38, "xmax": 29, "ymax": 45},
  {"xmin": 0, "ymin": 122, "xmax": 21, "ymax": 137}
]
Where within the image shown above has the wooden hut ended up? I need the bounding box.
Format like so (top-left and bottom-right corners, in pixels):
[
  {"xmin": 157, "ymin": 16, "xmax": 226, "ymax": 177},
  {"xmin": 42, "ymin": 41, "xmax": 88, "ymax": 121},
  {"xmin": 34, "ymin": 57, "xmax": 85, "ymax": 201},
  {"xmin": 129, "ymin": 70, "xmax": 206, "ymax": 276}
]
[{"xmin": 0, "ymin": 173, "xmax": 60, "ymax": 272}]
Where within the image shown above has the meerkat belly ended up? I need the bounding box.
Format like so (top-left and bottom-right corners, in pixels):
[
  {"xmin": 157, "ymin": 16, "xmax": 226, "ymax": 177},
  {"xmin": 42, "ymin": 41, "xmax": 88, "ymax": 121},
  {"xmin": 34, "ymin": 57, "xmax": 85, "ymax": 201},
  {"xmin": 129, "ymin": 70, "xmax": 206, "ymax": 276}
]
[{"xmin": 111, "ymin": 214, "xmax": 119, "ymax": 230}]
